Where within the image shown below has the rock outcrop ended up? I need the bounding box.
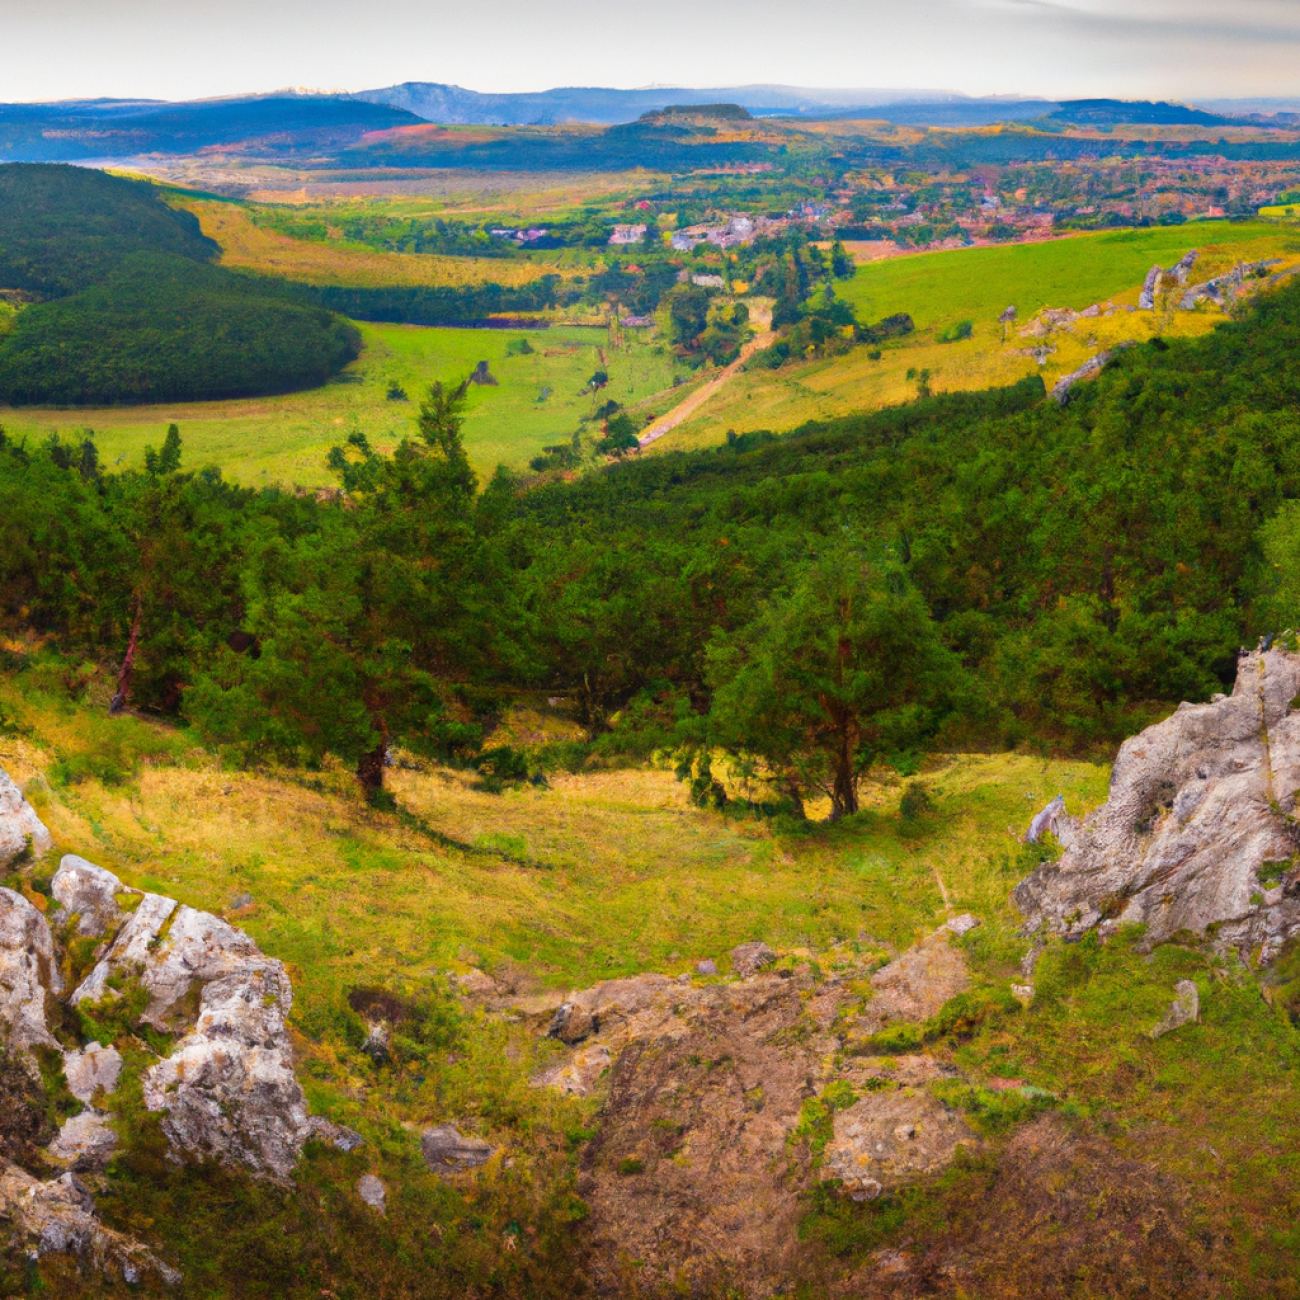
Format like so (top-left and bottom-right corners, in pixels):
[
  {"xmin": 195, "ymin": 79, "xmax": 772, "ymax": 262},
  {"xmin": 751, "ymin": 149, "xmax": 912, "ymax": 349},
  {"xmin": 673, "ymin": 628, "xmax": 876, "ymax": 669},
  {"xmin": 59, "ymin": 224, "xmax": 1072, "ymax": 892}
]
[
  {"xmin": 0, "ymin": 1160, "xmax": 179, "ymax": 1287},
  {"xmin": 55, "ymin": 854, "xmax": 332, "ymax": 1180},
  {"xmin": 1015, "ymin": 649, "xmax": 1300, "ymax": 960},
  {"xmin": 0, "ymin": 771, "xmax": 52, "ymax": 868},
  {"xmin": 0, "ymin": 888, "xmax": 64, "ymax": 1055}
]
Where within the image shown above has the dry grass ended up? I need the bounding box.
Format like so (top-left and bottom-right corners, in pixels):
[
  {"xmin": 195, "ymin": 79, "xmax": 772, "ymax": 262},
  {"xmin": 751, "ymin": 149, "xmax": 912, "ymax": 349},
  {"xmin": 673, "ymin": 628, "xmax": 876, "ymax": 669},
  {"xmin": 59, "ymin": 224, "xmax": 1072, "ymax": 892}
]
[{"xmin": 176, "ymin": 199, "xmax": 571, "ymax": 289}]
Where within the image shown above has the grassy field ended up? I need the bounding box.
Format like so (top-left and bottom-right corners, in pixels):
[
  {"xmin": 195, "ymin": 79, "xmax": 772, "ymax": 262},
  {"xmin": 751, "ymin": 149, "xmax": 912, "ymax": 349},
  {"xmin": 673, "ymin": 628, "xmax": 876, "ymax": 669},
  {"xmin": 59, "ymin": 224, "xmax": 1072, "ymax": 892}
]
[
  {"xmin": 6, "ymin": 668, "xmax": 1300, "ymax": 1291},
  {"xmin": 653, "ymin": 220, "xmax": 1300, "ymax": 452},
  {"xmin": 0, "ymin": 321, "xmax": 684, "ymax": 486},
  {"xmin": 177, "ymin": 199, "xmax": 573, "ymax": 289}
]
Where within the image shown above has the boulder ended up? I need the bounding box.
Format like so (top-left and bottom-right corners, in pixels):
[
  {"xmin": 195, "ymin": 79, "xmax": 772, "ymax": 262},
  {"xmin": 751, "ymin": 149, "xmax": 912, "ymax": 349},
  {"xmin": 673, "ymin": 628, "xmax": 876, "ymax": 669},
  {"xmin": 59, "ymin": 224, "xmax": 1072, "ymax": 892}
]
[
  {"xmin": 695, "ymin": 959, "xmax": 718, "ymax": 976},
  {"xmin": 51, "ymin": 855, "xmax": 136, "ymax": 940},
  {"xmin": 140, "ymin": 960, "xmax": 309, "ymax": 1179},
  {"xmin": 0, "ymin": 769, "xmax": 52, "ymax": 867},
  {"xmin": 547, "ymin": 1001, "xmax": 597, "ymax": 1044},
  {"xmin": 62, "ymin": 1042, "xmax": 122, "ymax": 1105},
  {"xmin": 730, "ymin": 940, "xmax": 777, "ymax": 977},
  {"xmin": 357, "ymin": 1173, "xmax": 386, "ymax": 1213},
  {"xmin": 945, "ymin": 913, "xmax": 981, "ymax": 937},
  {"xmin": 47, "ymin": 1110, "xmax": 117, "ymax": 1172},
  {"xmin": 821, "ymin": 1088, "xmax": 977, "ymax": 1200},
  {"xmin": 1025, "ymin": 795, "xmax": 1068, "ymax": 844},
  {"xmin": 0, "ymin": 888, "xmax": 64, "ymax": 1054},
  {"xmin": 421, "ymin": 1124, "xmax": 496, "ymax": 1175},
  {"xmin": 1152, "ymin": 979, "xmax": 1200, "ymax": 1039},
  {"xmin": 1014, "ymin": 649, "xmax": 1300, "ymax": 961},
  {"xmin": 71, "ymin": 891, "xmax": 177, "ymax": 1007}
]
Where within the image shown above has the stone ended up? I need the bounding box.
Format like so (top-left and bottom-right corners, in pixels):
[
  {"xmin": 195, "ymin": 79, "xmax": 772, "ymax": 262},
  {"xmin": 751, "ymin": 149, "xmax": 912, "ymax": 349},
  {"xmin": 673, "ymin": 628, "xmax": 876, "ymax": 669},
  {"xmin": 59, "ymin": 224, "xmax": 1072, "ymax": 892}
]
[
  {"xmin": 71, "ymin": 892, "xmax": 177, "ymax": 1008},
  {"xmin": 140, "ymin": 955, "xmax": 309, "ymax": 1179},
  {"xmin": 1025, "ymin": 795, "xmax": 1067, "ymax": 844},
  {"xmin": 362, "ymin": 1019, "xmax": 391, "ymax": 1062},
  {"xmin": 547, "ymin": 1001, "xmax": 597, "ymax": 1044},
  {"xmin": 820, "ymin": 1088, "xmax": 977, "ymax": 1200},
  {"xmin": 447, "ymin": 968, "xmax": 500, "ymax": 1000},
  {"xmin": 51, "ymin": 855, "xmax": 135, "ymax": 939},
  {"xmin": 228, "ymin": 892, "xmax": 254, "ymax": 911},
  {"xmin": 696, "ymin": 959, "xmax": 718, "ymax": 976},
  {"xmin": 357, "ymin": 1173, "xmax": 386, "ymax": 1213},
  {"xmin": 1050, "ymin": 351, "xmax": 1111, "ymax": 403},
  {"xmin": 421, "ymin": 1124, "xmax": 496, "ymax": 1175},
  {"xmin": 1139, "ymin": 264, "xmax": 1163, "ymax": 310},
  {"xmin": 305, "ymin": 1117, "xmax": 364, "ymax": 1152},
  {"xmin": 1014, "ymin": 649, "xmax": 1300, "ymax": 962},
  {"xmin": 945, "ymin": 913, "xmax": 981, "ymax": 937},
  {"xmin": 0, "ymin": 888, "xmax": 63, "ymax": 1053},
  {"xmin": 0, "ymin": 1157, "xmax": 179, "ymax": 1286},
  {"xmin": 1152, "ymin": 979, "xmax": 1199, "ymax": 1039},
  {"xmin": 0, "ymin": 769, "xmax": 52, "ymax": 868},
  {"xmin": 730, "ymin": 941, "xmax": 777, "ymax": 977},
  {"xmin": 62, "ymin": 1043, "xmax": 122, "ymax": 1105},
  {"xmin": 532, "ymin": 1042, "xmax": 612, "ymax": 1097},
  {"xmin": 849, "ymin": 928, "xmax": 969, "ymax": 1039},
  {"xmin": 47, "ymin": 1110, "xmax": 117, "ymax": 1172}
]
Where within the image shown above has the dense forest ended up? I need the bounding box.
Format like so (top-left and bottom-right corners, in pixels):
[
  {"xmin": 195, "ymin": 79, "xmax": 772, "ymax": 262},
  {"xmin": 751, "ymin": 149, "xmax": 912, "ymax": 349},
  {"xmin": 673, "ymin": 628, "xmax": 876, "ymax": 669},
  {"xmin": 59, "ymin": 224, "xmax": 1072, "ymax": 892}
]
[
  {"xmin": 5, "ymin": 275, "xmax": 1300, "ymax": 815},
  {"xmin": 0, "ymin": 165, "xmax": 360, "ymax": 403}
]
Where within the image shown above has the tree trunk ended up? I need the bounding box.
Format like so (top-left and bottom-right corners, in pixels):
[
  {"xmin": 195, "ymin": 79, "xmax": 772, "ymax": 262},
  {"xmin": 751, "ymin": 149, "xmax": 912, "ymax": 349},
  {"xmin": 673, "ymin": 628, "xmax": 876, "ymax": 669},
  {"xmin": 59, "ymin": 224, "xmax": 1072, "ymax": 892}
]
[
  {"xmin": 109, "ymin": 597, "xmax": 143, "ymax": 715},
  {"xmin": 829, "ymin": 733, "xmax": 859, "ymax": 821},
  {"xmin": 784, "ymin": 780, "xmax": 807, "ymax": 821},
  {"xmin": 357, "ymin": 741, "xmax": 387, "ymax": 798}
]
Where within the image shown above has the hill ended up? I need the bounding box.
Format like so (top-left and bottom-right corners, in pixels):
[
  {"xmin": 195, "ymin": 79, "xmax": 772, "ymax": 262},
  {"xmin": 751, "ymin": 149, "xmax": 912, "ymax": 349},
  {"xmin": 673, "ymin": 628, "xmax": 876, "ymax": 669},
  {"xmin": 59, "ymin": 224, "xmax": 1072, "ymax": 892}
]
[
  {"xmin": 0, "ymin": 96, "xmax": 420, "ymax": 162},
  {"xmin": 0, "ymin": 163, "xmax": 216, "ymax": 297},
  {"xmin": 0, "ymin": 165, "xmax": 359, "ymax": 404}
]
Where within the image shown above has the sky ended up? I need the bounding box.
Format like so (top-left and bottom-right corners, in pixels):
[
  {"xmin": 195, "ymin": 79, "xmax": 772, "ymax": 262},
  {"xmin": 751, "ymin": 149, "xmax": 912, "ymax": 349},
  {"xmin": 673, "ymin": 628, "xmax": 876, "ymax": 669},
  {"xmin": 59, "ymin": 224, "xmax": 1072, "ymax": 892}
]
[{"xmin": 3, "ymin": 0, "xmax": 1300, "ymax": 104}]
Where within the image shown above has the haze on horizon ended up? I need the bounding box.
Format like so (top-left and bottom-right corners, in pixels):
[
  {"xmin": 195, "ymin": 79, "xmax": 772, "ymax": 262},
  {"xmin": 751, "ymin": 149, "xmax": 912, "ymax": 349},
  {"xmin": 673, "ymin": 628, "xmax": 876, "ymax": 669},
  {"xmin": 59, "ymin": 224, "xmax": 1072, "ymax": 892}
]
[{"xmin": 2, "ymin": 0, "xmax": 1299, "ymax": 106}]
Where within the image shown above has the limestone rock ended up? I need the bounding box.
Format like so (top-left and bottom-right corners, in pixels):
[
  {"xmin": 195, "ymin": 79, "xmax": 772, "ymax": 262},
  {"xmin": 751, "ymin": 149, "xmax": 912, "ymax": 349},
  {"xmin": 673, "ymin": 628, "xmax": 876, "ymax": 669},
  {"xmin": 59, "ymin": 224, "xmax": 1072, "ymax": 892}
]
[
  {"xmin": 850, "ymin": 929, "xmax": 969, "ymax": 1038},
  {"xmin": 0, "ymin": 887, "xmax": 63, "ymax": 1053},
  {"xmin": 821, "ymin": 1088, "xmax": 976, "ymax": 1200},
  {"xmin": 547, "ymin": 1001, "xmax": 597, "ymax": 1044},
  {"xmin": 1152, "ymin": 979, "xmax": 1199, "ymax": 1038},
  {"xmin": 51, "ymin": 855, "xmax": 135, "ymax": 939},
  {"xmin": 71, "ymin": 891, "xmax": 177, "ymax": 1008},
  {"xmin": 730, "ymin": 940, "xmax": 777, "ymax": 977},
  {"xmin": 357, "ymin": 1173, "xmax": 386, "ymax": 1213},
  {"xmin": 47, "ymin": 1110, "xmax": 117, "ymax": 1172},
  {"xmin": 0, "ymin": 1158, "xmax": 179, "ymax": 1286},
  {"xmin": 421, "ymin": 1124, "xmax": 496, "ymax": 1175},
  {"xmin": 0, "ymin": 769, "xmax": 52, "ymax": 867},
  {"xmin": 1014, "ymin": 649, "xmax": 1300, "ymax": 961},
  {"xmin": 1025, "ymin": 795, "xmax": 1069, "ymax": 845},
  {"xmin": 62, "ymin": 1042, "xmax": 122, "ymax": 1105},
  {"xmin": 695, "ymin": 958, "xmax": 718, "ymax": 976},
  {"xmin": 945, "ymin": 913, "xmax": 981, "ymax": 937},
  {"xmin": 140, "ymin": 959, "xmax": 308, "ymax": 1180},
  {"xmin": 306, "ymin": 1117, "xmax": 364, "ymax": 1152}
]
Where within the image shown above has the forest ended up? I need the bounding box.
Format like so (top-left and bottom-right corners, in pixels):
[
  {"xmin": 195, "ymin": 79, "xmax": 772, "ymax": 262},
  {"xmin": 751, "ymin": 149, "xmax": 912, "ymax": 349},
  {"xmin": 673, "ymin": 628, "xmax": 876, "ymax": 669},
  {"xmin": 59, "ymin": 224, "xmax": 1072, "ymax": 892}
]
[
  {"xmin": 0, "ymin": 165, "xmax": 360, "ymax": 404},
  {"xmin": 5, "ymin": 273, "xmax": 1300, "ymax": 815}
]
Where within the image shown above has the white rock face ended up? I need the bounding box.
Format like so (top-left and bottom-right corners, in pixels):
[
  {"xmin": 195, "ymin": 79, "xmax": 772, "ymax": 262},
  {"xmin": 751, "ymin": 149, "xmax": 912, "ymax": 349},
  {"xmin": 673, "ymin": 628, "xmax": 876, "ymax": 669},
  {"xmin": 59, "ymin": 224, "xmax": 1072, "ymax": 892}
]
[
  {"xmin": 357, "ymin": 1173, "xmax": 386, "ymax": 1213},
  {"xmin": 0, "ymin": 770, "xmax": 52, "ymax": 867},
  {"xmin": 71, "ymin": 891, "xmax": 177, "ymax": 1007},
  {"xmin": 0, "ymin": 887, "xmax": 63, "ymax": 1053},
  {"xmin": 51, "ymin": 855, "xmax": 135, "ymax": 939},
  {"xmin": 62, "ymin": 1042, "xmax": 122, "ymax": 1105},
  {"xmin": 1152, "ymin": 979, "xmax": 1200, "ymax": 1038},
  {"xmin": 1015, "ymin": 649, "xmax": 1300, "ymax": 961},
  {"xmin": 48, "ymin": 849, "xmax": 328, "ymax": 1180}
]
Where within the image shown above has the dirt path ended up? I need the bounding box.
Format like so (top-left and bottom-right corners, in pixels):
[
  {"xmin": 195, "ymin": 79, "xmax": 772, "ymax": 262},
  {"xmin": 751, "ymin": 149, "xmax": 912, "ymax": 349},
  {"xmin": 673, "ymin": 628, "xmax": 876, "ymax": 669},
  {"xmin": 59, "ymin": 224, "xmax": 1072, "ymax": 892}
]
[{"xmin": 638, "ymin": 327, "xmax": 775, "ymax": 449}]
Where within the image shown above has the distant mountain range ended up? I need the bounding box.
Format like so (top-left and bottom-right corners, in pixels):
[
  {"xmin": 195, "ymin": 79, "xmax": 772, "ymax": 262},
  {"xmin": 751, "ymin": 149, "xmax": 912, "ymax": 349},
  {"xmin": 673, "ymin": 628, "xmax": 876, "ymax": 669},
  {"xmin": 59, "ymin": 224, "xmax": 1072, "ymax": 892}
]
[{"xmin": 0, "ymin": 87, "xmax": 1291, "ymax": 165}]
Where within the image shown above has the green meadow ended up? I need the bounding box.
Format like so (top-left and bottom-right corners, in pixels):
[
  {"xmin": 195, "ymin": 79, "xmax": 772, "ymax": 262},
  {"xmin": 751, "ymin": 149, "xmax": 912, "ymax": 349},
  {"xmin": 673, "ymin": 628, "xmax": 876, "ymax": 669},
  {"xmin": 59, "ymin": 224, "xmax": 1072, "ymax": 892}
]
[
  {"xmin": 0, "ymin": 321, "xmax": 682, "ymax": 487},
  {"xmin": 837, "ymin": 219, "xmax": 1297, "ymax": 330}
]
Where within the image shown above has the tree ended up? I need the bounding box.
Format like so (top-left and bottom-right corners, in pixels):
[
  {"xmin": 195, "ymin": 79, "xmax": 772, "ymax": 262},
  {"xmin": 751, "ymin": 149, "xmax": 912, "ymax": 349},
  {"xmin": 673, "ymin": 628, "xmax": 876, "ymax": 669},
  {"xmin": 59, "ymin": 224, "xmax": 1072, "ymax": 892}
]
[
  {"xmin": 830, "ymin": 241, "xmax": 855, "ymax": 279},
  {"xmin": 190, "ymin": 379, "xmax": 490, "ymax": 799},
  {"xmin": 706, "ymin": 546, "xmax": 964, "ymax": 819}
]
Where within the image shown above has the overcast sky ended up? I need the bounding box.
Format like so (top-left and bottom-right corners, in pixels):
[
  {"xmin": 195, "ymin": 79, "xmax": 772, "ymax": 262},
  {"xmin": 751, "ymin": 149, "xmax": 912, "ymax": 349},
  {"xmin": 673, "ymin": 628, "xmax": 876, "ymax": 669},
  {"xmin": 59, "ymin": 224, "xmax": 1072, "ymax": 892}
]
[{"xmin": 3, "ymin": 0, "xmax": 1299, "ymax": 103}]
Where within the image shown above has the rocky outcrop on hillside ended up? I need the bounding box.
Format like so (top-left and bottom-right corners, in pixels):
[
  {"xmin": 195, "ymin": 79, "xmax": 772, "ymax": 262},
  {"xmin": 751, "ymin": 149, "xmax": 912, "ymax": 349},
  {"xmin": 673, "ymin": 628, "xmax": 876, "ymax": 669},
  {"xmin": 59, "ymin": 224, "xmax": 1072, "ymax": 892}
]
[
  {"xmin": 0, "ymin": 770, "xmax": 361, "ymax": 1284},
  {"xmin": 1015, "ymin": 648, "xmax": 1300, "ymax": 960},
  {"xmin": 0, "ymin": 769, "xmax": 52, "ymax": 867}
]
